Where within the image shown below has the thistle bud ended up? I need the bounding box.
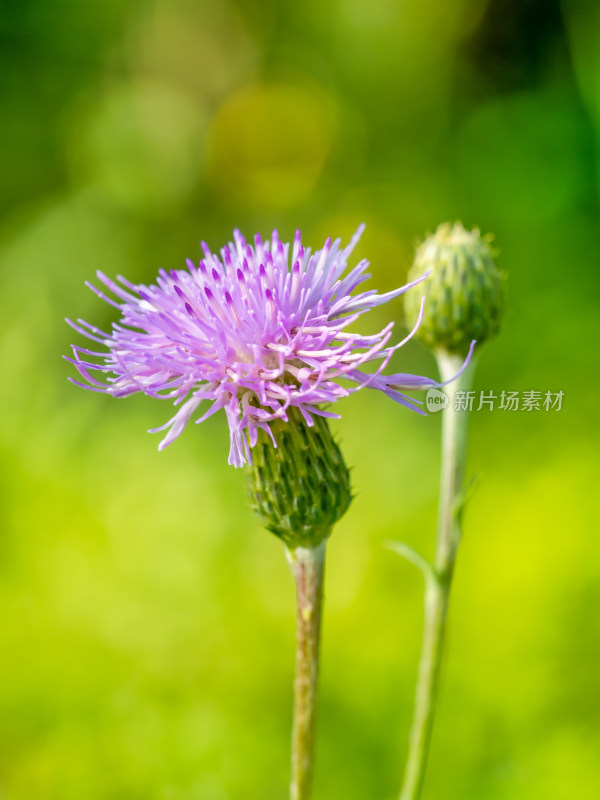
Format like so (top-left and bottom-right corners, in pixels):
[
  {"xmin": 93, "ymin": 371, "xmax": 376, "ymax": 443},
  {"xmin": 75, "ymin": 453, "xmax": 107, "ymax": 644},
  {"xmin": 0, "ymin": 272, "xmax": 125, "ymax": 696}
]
[
  {"xmin": 404, "ymin": 222, "xmax": 505, "ymax": 356},
  {"xmin": 247, "ymin": 407, "xmax": 352, "ymax": 550}
]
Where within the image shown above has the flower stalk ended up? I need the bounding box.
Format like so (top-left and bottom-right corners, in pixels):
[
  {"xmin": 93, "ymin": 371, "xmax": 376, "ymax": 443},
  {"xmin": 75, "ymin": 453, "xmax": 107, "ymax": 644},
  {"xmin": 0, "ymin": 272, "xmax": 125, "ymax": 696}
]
[
  {"xmin": 247, "ymin": 408, "xmax": 351, "ymax": 800},
  {"xmin": 399, "ymin": 352, "xmax": 475, "ymax": 800},
  {"xmin": 287, "ymin": 542, "xmax": 327, "ymax": 800}
]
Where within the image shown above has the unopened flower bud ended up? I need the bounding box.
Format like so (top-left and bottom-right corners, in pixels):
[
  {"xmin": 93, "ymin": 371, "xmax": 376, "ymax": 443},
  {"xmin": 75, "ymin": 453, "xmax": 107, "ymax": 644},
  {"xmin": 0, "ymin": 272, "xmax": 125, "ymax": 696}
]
[
  {"xmin": 247, "ymin": 407, "xmax": 352, "ymax": 550},
  {"xmin": 404, "ymin": 222, "xmax": 505, "ymax": 356}
]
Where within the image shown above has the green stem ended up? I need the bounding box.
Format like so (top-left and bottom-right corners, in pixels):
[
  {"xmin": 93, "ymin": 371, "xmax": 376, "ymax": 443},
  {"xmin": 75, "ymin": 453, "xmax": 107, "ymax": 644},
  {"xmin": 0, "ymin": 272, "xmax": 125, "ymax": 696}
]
[
  {"xmin": 400, "ymin": 352, "xmax": 475, "ymax": 800},
  {"xmin": 286, "ymin": 540, "xmax": 327, "ymax": 800}
]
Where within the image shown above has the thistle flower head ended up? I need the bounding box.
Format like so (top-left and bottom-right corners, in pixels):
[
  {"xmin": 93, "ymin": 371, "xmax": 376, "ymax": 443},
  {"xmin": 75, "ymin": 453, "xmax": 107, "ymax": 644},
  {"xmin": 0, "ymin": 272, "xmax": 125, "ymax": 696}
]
[
  {"xmin": 66, "ymin": 225, "xmax": 444, "ymax": 467},
  {"xmin": 404, "ymin": 222, "xmax": 505, "ymax": 356}
]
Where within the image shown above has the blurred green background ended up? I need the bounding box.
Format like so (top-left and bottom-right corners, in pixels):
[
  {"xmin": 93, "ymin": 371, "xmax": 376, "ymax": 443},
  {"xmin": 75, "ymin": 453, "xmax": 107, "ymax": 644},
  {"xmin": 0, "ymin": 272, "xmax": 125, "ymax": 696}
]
[{"xmin": 1, "ymin": 0, "xmax": 599, "ymax": 798}]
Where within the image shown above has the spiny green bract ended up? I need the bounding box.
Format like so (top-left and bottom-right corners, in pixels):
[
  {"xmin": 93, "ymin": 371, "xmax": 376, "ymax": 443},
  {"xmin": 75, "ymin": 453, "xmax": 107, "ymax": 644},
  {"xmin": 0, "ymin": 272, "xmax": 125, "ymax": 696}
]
[
  {"xmin": 404, "ymin": 222, "xmax": 505, "ymax": 356},
  {"xmin": 246, "ymin": 407, "xmax": 352, "ymax": 550}
]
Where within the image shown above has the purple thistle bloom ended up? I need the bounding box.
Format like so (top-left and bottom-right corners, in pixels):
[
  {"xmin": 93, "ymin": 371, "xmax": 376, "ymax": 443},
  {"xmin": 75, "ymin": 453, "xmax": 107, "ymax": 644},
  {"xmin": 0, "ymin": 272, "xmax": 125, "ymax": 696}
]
[{"xmin": 66, "ymin": 225, "xmax": 471, "ymax": 467}]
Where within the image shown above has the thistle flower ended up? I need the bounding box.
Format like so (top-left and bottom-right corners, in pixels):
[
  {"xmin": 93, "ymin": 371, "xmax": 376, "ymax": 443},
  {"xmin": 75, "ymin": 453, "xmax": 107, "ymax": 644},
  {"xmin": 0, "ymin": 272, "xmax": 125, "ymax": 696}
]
[{"xmin": 66, "ymin": 225, "xmax": 448, "ymax": 467}]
